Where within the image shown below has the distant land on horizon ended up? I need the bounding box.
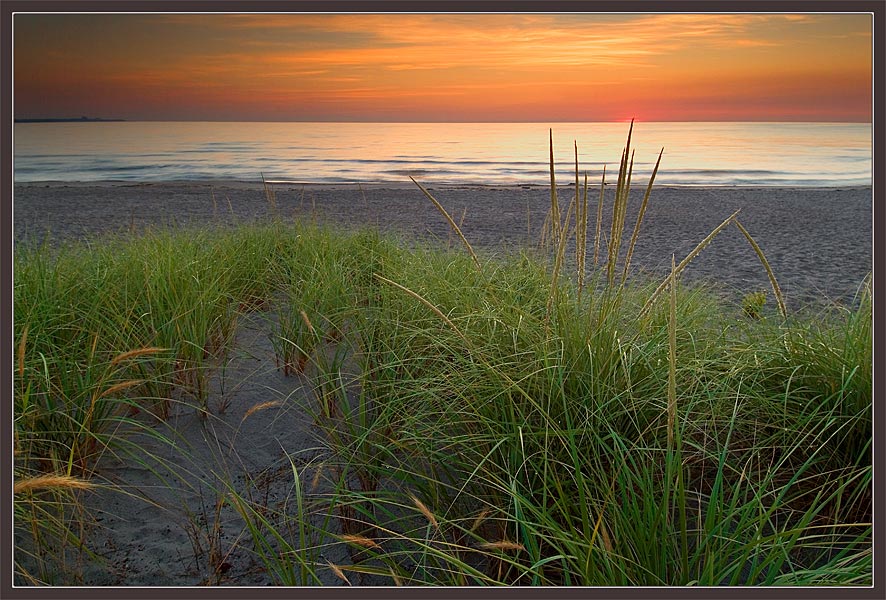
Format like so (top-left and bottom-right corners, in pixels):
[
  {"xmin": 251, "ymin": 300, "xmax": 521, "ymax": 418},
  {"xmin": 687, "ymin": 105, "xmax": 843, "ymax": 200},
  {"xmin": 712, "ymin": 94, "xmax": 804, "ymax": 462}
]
[
  {"xmin": 15, "ymin": 116, "xmax": 126, "ymax": 123},
  {"xmin": 10, "ymin": 118, "xmax": 874, "ymax": 124}
]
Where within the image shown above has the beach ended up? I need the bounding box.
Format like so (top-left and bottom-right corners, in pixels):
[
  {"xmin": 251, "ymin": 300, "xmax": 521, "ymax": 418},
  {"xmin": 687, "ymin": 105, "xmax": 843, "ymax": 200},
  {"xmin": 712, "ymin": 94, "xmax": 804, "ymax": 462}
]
[
  {"xmin": 14, "ymin": 181, "xmax": 873, "ymax": 309},
  {"xmin": 11, "ymin": 10, "xmax": 875, "ymax": 588},
  {"xmin": 12, "ymin": 180, "xmax": 874, "ymax": 586}
]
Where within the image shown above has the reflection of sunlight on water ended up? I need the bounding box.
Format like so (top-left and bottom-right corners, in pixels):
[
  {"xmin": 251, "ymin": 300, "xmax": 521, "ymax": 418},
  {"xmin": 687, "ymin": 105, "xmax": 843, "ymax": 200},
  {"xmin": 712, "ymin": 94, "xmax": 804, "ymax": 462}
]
[{"xmin": 13, "ymin": 121, "xmax": 871, "ymax": 186}]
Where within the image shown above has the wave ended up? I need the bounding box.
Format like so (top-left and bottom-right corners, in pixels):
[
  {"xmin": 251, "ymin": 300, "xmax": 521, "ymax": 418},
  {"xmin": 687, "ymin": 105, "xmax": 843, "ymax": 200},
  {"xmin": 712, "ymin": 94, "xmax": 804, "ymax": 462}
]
[{"xmin": 13, "ymin": 121, "xmax": 871, "ymax": 187}]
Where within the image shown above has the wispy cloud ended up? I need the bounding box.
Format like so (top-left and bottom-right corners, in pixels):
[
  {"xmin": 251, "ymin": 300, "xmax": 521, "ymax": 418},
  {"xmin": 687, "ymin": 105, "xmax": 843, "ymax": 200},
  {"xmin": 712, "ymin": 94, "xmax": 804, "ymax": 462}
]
[
  {"xmin": 155, "ymin": 13, "xmax": 799, "ymax": 71},
  {"xmin": 14, "ymin": 13, "xmax": 871, "ymax": 122}
]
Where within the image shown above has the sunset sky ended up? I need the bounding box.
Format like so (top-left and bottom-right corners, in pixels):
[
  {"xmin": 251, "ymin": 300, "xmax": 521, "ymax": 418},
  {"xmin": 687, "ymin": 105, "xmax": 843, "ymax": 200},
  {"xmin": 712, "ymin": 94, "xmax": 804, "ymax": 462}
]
[{"xmin": 13, "ymin": 13, "xmax": 873, "ymax": 122}]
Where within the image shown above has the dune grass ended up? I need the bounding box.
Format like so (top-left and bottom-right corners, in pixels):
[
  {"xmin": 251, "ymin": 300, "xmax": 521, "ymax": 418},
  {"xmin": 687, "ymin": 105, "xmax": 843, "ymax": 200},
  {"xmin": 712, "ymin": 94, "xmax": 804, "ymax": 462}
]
[{"xmin": 12, "ymin": 128, "xmax": 872, "ymax": 586}]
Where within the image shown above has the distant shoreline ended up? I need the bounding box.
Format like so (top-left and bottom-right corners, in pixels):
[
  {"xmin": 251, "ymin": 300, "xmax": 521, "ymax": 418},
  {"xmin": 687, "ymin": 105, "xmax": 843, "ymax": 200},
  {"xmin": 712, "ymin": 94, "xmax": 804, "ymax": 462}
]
[{"xmin": 14, "ymin": 117, "xmax": 126, "ymax": 123}]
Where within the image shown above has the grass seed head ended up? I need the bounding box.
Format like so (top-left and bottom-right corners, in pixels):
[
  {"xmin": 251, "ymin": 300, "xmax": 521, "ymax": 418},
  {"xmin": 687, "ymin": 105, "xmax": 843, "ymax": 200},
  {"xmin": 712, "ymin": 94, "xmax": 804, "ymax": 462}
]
[
  {"xmin": 110, "ymin": 346, "xmax": 167, "ymax": 366},
  {"xmin": 14, "ymin": 474, "xmax": 93, "ymax": 494},
  {"xmin": 479, "ymin": 540, "xmax": 525, "ymax": 552},
  {"xmin": 242, "ymin": 400, "xmax": 282, "ymax": 421},
  {"xmin": 410, "ymin": 493, "xmax": 439, "ymax": 530},
  {"xmin": 341, "ymin": 534, "xmax": 381, "ymax": 549},
  {"xmin": 327, "ymin": 561, "xmax": 351, "ymax": 585}
]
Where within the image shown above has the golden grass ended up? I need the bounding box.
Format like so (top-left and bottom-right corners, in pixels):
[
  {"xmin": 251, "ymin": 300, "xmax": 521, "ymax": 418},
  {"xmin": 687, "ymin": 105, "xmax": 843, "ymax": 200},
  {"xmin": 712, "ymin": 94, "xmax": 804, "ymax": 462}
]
[
  {"xmin": 327, "ymin": 561, "xmax": 351, "ymax": 585},
  {"xmin": 299, "ymin": 309, "xmax": 316, "ymax": 336},
  {"xmin": 607, "ymin": 121, "xmax": 635, "ymax": 284},
  {"xmin": 17, "ymin": 325, "xmax": 27, "ymax": 379},
  {"xmin": 109, "ymin": 346, "xmax": 167, "ymax": 366},
  {"xmin": 546, "ymin": 200, "xmax": 574, "ymax": 323},
  {"xmin": 470, "ymin": 508, "xmax": 491, "ymax": 533},
  {"xmin": 580, "ymin": 172, "xmax": 590, "ymax": 294},
  {"xmin": 574, "ymin": 142, "xmax": 582, "ymax": 276},
  {"xmin": 409, "ymin": 493, "xmax": 439, "ymax": 531},
  {"xmin": 479, "ymin": 540, "xmax": 525, "ymax": 552},
  {"xmin": 242, "ymin": 401, "xmax": 282, "ymax": 421},
  {"xmin": 549, "ymin": 129, "xmax": 561, "ymax": 246},
  {"xmin": 14, "ymin": 474, "xmax": 93, "ymax": 494},
  {"xmin": 639, "ymin": 209, "xmax": 741, "ymax": 319},
  {"xmin": 261, "ymin": 172, "xmax": 277, "ymax": 214},
  {"xmin": 311, "ymin": 464, "xmax": 324, "ymax": 492},
  {"xmin": 409, "ymin": 176, "xmax": 481, "ymax": 271},
  {"xmin": 734, "ymin": 219, "xmax": 787, "ymax": 319},
  {"xmin": 593, "ymin": 165, "xmax": 606, "ymax": 266},
  {"xmin": 96, "ymin": 379, "xmax": 144, "ymax": 399},
  {"xmin": 340, "ymin": 534, "xmax": 381, "ymax": 549},
  {"xmin": 598, "ymin": 520, "xmax": 614, "ymax": 553},
  {"xmin": 622, "ymin": 147, "xmax": 664, "ymax": 283}
]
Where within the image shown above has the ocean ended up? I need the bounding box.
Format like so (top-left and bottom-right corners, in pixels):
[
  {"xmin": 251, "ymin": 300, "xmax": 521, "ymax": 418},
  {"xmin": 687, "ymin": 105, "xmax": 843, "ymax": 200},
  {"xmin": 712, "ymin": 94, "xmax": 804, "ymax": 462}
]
[{"xmin": 13, "ymin": 121, "xmax": 872, "ymax": 187}]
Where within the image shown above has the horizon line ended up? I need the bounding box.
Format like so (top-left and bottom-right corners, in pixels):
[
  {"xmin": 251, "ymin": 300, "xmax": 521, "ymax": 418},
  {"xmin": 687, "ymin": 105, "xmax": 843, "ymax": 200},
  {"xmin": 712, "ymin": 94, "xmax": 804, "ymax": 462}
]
[{"xmin": 13, "ymin": 117, "xmax": 874, "ymax": 124}]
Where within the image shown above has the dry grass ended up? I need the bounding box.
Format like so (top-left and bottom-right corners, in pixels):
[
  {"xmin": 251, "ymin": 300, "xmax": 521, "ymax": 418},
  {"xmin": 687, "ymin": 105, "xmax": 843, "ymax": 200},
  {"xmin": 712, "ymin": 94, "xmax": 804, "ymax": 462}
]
[
  {"xmin": 242, "ymin": 401, "xmax": 282, "ymax": 421},
  {"xmin": 410, "ymin": 494, "xmax": 439, "ymax": 531},
  {"xmin": 734, "ymin": 218, "xmax": 787, "ymax": 318},
  {"xmin": 667, "ymin": 254, "xmax": 677, "ymax": 450},
  {"xmin": 622, "ymin": 147, "xmax": 664, "ymax": 283},
  {"xmin": 327, "ymin": 561, "xmax": 351, "ymax": 585},
  {"xmin": 479, "ymin": 540, "xmax": 525, "ymax": 552},
  {"xmin": 593, "ymin": 165, "xmax": 607, "ymax": 266},
  {"xmin": 340, "ymin": 534, "xmax": 381, "ymax": 549},
  {"xmin": 109, "ymin": 346, "xmax": 167, "ymax": 366},
  {"xmin": 95, "ymin": 379, "xmax": 144, "ymax": 400},
  {"xmin": 410, "ymin": 176, "xmax": 481, "ymax": 271},
  {"xmin": 639, "ymin": 209, "xmax": 741, "ymax": 319},
  {"xmin": 17, "ymin": 325, "xmax": 27, "ymax": 378},
  {"xmin": 14, "ymin": 474, "xmax": 93, "ymax": 494},
  {"xmin": 549, "ymin": 129, "xmax": 561, "ymax": 246}
]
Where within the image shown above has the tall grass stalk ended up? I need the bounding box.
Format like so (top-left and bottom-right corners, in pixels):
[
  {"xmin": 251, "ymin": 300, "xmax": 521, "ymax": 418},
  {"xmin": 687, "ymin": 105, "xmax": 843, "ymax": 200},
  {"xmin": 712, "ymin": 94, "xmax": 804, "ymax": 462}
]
[
  {"xmin": 639, "ymin": 209, "xmax": 741, "ymax": 319},
  {"xmin": 622, "ymin": 148, "xmax": 664, "ymax": 283},
  {"xmin": 607, "ymin": 121, "xmax": 634, "ymax": 285},
  {"xmin": 593, "ymin": 165, "xmax": 606, "ymax": 266},
  {"xmin": 573, "ymin": 142, "xmax": 582, "ymax": 285},
  {"xmin": 410, "ymin": 176, "xmax": 481, "ymax": 271},
  {"xmin": 667, "ymin": 254, "xmax": 677, "ymax": 450},
  {"xmin": 577, "ymin": 171, "xmax": 589, "ymax": 299},
  {"xmin": 373, "ymin": 274, "xmax": 471, "ymax": 346},
  {"xmin": 546, "ymin": 200, "xmax": 574, "ymax": 325},
  {"xmin": 734, "ymin": 219, "xmax": 787, "ymax": 318},
  {"xmin": 261, "ymin": 172, "xmax": 278, "ymax": 215},
  {"xmin": 549, "ymin": 129, "xmax": 561, "ymax": 248}
]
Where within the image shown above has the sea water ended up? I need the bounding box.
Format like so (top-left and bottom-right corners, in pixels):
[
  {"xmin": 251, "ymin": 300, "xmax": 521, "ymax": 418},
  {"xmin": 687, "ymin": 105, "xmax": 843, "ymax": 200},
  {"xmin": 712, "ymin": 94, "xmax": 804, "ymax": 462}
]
[{"xmin": 13, "ymin": 121, "xmax": 871, "ymax": 187}]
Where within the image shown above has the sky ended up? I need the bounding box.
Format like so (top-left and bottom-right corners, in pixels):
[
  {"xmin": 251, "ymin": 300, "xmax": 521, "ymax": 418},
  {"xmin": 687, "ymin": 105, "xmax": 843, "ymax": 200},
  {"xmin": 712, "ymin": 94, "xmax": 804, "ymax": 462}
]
[{"xmin": 13, "ymin": 13, "xmax": 873, "ymax": 122}]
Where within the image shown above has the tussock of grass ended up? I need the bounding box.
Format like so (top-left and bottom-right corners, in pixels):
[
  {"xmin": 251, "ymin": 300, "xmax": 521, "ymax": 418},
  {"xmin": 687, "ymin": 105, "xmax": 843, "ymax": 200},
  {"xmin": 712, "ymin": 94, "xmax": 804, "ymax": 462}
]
[{"xmin": 13, "ymin": 125, "xmax": 871, "ymax": 586}]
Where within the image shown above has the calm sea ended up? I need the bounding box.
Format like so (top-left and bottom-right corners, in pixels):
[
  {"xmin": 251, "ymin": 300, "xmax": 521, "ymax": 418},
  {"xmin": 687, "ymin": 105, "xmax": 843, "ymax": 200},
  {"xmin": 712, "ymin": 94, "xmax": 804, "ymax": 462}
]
[{"xmin": 13, "ymin": 121, "xmax": 872, "ymax": 187}]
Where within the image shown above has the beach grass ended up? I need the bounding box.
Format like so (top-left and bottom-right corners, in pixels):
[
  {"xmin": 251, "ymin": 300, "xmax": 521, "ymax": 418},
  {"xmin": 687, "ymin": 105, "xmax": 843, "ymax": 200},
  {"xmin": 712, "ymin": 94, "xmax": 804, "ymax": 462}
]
[{"xmin": 12, "ymin": 132, "xmax": 872, "ymax": 586}]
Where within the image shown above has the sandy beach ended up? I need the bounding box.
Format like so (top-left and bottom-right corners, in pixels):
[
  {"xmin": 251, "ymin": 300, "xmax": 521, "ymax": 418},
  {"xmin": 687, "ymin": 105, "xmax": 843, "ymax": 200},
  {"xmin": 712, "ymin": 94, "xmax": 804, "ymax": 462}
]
[
  {"xmin": 11, "ymin": 9, "xmax": 876, "ymax": 588},
  {"xmin": 12, "ymin": 180, "xmax": 873, "ymax": 587},
  {"xmin": 14, "ymin": 181, "xmax": 873, "ymax": 309}
]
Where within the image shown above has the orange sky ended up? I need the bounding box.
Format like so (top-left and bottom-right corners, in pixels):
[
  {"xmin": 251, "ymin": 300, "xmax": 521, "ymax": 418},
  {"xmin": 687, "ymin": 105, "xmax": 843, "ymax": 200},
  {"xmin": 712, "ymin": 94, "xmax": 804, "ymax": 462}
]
[{"xmin": 13, "ymin": 13, "xmax": 873, "ymax": 122}]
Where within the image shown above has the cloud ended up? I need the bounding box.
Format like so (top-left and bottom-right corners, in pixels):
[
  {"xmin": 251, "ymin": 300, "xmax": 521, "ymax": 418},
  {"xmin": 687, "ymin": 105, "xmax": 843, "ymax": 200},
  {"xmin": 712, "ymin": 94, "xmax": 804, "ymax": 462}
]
[{"xmin": 15, "ymin": 13, "xmax": 871, "ymax": 122}]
